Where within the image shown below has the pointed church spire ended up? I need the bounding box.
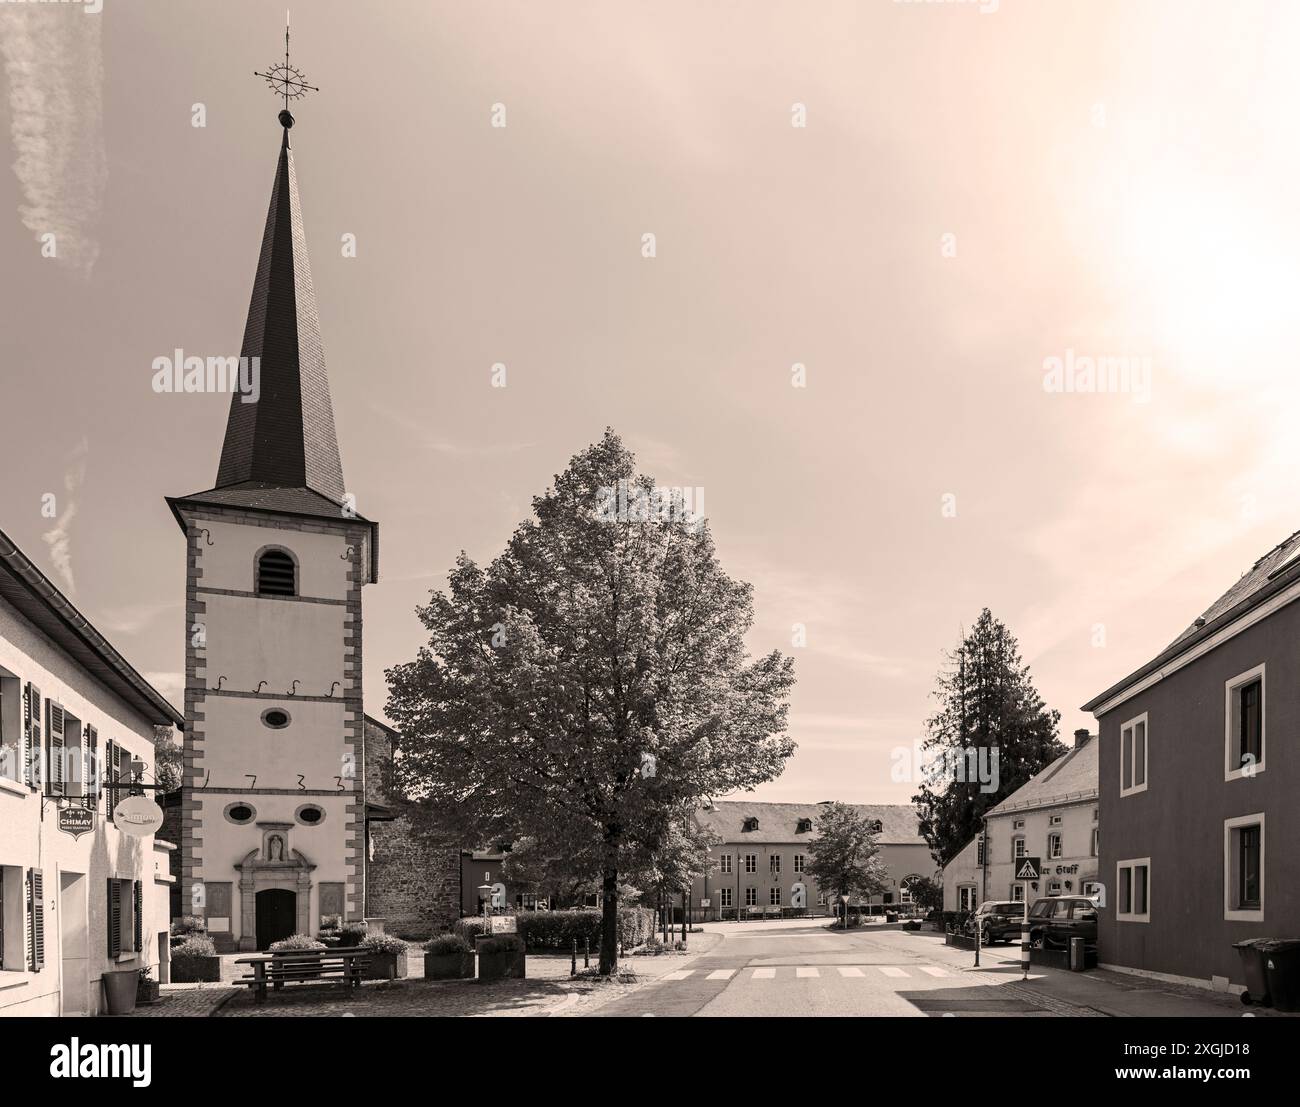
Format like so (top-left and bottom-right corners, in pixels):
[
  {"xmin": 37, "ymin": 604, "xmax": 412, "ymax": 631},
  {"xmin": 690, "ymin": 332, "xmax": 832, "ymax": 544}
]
[{"xmin": 214, "ymin": 119, "xmax": 345, "ymax": 501}]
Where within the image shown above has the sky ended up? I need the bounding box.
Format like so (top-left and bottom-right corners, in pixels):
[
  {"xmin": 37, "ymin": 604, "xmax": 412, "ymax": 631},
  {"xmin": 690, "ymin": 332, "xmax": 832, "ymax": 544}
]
[{"xmin": 3, "ymin": 0, "xmax": 1300, "ymax": 805}]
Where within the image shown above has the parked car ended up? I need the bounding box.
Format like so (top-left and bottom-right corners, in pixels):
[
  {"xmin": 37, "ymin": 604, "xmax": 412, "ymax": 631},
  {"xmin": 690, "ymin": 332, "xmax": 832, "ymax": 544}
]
[
  {"xmin": 964, "ymin": 901, "xmax": 1028, "ymax": 945},
  {"xmin": 1026, "ymin": 895, "xmax": 1099, "ymax": 950}
]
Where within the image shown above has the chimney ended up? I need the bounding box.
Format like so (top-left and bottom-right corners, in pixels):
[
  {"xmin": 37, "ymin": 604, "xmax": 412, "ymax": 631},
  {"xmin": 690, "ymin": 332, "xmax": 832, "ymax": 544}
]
[{"xmin": 1073, "ymin": 728, "xmax": 1091, "ymax": 747}]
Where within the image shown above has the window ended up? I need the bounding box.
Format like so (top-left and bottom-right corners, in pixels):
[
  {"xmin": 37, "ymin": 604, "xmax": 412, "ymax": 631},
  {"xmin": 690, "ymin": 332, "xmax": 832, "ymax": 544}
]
[
  {"xmin": 744, "ymin": 854, "xmax": 757, "ymax": 874},
  {"xmin": 0, "ymin": 865, "xmax": 30, "ymax": 972},
  {"xmin": 1116, "ymin": 858, "xmax": 1150, "ymax": 922},
  {"xmin": 796, "ymin": 818, "xmax": 813, "ymax": 833},
  {"xmin": 869, "ymin": 819, "xmax": 883, "ymax": 834},
  {"xmin": 1013, "ymin": 836, "xmax": 1026, "ymax": 859},
  {"xmin": 45, "ymin": 701, "xmax": 66, "ymax": 796},
  {"xmin": 1120, "ymin": 712, "xmax": 1148, "ymax": 796},
  {"xmin": 1013, "ymin": 818, "xmax": 1025, "ymax": 830},
  {"xmin": 1091, "ymin": 828, "xmax": 1099, "ymax": 857},
  {"xmin": 1224, "ymin": 814, "xmax": 1264, "ymax": 921},
  {"xmin": 256, "ymin": 548, "xmax": 297, "ymax": 597},
  {"xmin": 769, "ymin": 887, "xmax": 780, "ymax": 906},
  {"xmin": 261, "ymin": 708, "xmax": 291, "ymax": 729},
  {"xmin": 1048, "ymin": 832, "xmax": 1062, "ymax": 859},
  {"xmin": 0, "ymin": 671, "xmax": 21, "ymax": 783},
  {"xmin": 1010, "ymin": 884, "xmax": 1025, "ymax": 903},
  {"xmin": 958, "ymin": 885, "xmax": 979, "ymax": 911},
  {"xmin": 1048, "ymin": 881, "xmax": 1062, "ymax": 895},
  {"xmin": 793, "ymin": 853, "xmax": 805, "ymax": 874},
  {"xmin": 719, "ymin": 853, "xmax": 732, "ymax": 875},
  {"xmin": 769, "ymin": 854, "xmax": 781, "ymax": 876},
  {"xmin": 745, "ymin": 887, "xmax": 757, "ymax": 907},
  {"xmin": 107, "ymin": 878, "xmax": 142, "ymax": 959},
  {"xmin": 296, "ymin": 804, "xmax": 325, "ymax": 826},
  {"xmin": 224, "ymin": 802, "xmax": 256, "ymax": 825},
  {"xmin": 719, "ymin": 887, "xmax": 732, "ymax": 908},
  {"xmin": 205, "ymin": 882, "xmax": 233, "ymax": 933},
  {"xmin": 1225, "ymin": 666, "xmax": 1265, "ymax": 781},
  {"xmin": 1081, "ymin": 880, "xmax": 1102, "ymax": 898},
  {"xmin": 742, "ymin": 816, "xmax": 759, "ymax": 832},
  {"xmin": 1049, "ymin": 814, "xmax": 1062, "ymax": 826},
  {"xmin": 817, "ymin": 890, "xmax": 826, "ymax": 906}
]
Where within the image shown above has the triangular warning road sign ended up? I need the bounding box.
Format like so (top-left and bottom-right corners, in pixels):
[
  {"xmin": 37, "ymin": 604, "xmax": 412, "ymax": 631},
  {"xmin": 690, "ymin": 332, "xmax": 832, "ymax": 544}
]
[{"xmin": 1015, "ymin": 859, "xmax": 1040, "ymax": 880}]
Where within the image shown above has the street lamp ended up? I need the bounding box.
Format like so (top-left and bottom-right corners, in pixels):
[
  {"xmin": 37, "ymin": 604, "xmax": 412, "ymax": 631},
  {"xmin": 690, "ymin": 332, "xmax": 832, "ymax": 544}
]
[{"xmin": 478, "ymin": 882, "xmax": 493, "ymax": 935}]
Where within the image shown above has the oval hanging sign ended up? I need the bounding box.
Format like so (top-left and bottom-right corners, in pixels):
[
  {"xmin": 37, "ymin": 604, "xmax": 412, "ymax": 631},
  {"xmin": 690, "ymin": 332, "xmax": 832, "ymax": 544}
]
[
  {"xmin": 58, "ymin": 806, "xmax": 95, "ymax": 839},
  {"xmin": 113, "ymin": 795, "xmax": 164, "ymax": 838}
]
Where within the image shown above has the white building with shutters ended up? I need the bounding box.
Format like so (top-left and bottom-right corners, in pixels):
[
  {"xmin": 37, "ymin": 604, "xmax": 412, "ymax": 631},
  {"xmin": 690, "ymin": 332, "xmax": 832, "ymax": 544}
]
[{"xmin": 0, "ymin": 528, "xmax": 183, "ymax": 1016}]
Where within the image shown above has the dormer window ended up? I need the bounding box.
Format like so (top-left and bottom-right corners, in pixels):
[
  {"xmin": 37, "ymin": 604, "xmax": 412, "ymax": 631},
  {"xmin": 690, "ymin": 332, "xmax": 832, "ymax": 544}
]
[
  {"xmin": 796, "ymin": 818, "xmax": 813, "ymax": 833},
  {"xmin": 256, "ymin": 548, "xmax": 297, "ymax": 597},
  {"xmin": 869, "ymin": 819, "xmax": 883, "ymax": 834},
  {"xmin": 742, "ymin": 816, "xmax": 759, "ymax": 832}
]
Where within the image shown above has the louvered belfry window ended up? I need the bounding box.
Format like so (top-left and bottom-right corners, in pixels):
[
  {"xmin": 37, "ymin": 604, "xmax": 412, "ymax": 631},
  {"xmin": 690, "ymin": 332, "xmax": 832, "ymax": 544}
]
[{"xmin": 256, "ymin": 549, "xmax": 297, "ymax": 597}]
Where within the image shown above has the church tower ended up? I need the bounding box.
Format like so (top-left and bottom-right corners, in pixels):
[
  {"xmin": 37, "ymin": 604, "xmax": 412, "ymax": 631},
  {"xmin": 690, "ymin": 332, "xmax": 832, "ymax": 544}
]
[{"xmin": 166, "ymin": 67, "xmax": 378, "ymax": 950}]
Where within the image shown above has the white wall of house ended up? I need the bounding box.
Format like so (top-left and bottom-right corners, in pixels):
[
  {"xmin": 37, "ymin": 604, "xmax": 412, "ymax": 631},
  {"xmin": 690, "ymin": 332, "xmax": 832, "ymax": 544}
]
[{"xmin": 0, "ymin": 597, "xmax": 170, "ymax": 1016}]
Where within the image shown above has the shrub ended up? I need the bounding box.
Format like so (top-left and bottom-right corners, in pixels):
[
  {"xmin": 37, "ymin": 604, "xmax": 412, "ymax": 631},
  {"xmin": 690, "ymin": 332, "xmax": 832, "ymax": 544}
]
[
  {"xmin": 425, "ymin": 933, "xmax": 472, "ymax": 956},
  {"xmin": 269, "ymin": 934, "xmax": 325, "ymax": 952},
  {"xmin": 171, "ymin": 936, "xmax": 216, "ymax": 961},
  {"xmin": 171, "ymin": 915, "xmax": 206, "ymax": 938},
  {"xmin": 509, "ymin": 907, "xmax": 657, "ymax": 951},
  {"xmin": 453, "ymin": 917, "xmax": 487, "ymax": 941},
  {"xmin": 337, "ymin": 923, "xmax": 368, "ymax": 946},
  {"xmin": 478, "ymin": 934, "xmax": 524, "ymax": 955},
  {"xmin": 641, "ymin": 937, "xmax": 665, "ymax": 954},
  {"xmin": 361, "ymin": 933, "xmax": 409, "ymax": 955}
]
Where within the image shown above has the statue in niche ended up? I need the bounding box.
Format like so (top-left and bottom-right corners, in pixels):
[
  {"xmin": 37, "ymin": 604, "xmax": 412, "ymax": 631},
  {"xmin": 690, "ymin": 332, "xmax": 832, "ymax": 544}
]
[{"xmin": 266, "ymin": 834, "xmax": 285, "ymax": 862}]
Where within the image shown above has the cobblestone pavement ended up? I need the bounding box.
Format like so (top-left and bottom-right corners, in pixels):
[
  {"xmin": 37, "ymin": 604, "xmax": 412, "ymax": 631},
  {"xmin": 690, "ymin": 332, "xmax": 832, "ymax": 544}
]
[{"xmin": 126, "ymin": 984, "xmax": 239, "ymax": 1017}]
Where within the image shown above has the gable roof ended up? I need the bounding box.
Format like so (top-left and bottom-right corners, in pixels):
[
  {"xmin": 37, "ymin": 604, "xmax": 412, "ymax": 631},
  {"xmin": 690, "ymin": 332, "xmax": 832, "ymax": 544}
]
[
  {"xmin": 986, "ymin": 735, "xmax": 1097, "ymax": 817},
  {"xmin": 1083, "ymin": 528, "xmax": 1300, "ymax": 713},
  {"xmin": 695, "ymin": 800, "xmax": 925, "ymax": 846},
  {"xmin": 0, "ymin": 528, "xmax": 184, "ymax": 729}
]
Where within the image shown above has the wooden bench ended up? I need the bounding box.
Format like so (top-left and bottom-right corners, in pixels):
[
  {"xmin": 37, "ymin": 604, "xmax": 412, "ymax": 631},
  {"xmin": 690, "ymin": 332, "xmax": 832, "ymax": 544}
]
[{"xmin": 235, "ymin": 947, "xmax": 371, "ymax": 1004}]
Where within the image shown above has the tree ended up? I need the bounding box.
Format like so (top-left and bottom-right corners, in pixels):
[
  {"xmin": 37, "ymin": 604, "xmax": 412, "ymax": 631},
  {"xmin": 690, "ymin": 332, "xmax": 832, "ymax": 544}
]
[
  {"xmin": 806, "ymin": 803, "xmax": 889, "ymax": 916},
  {"xmin": 629, "ymin": 811, "xmax": 719, "ymax": 941},
  {"xmin": 152, "ymin": 726, "xmax": 183, "ymax": 793},
  {"xmin": 499, "ymin": 836, "xmax": 603, "ymax": 908},
  {"xmin": 903, "ymin": 874, "xmax": 942, "ymax": 917},
  {"xmin": 386, "ymin": 430, "xmax": 796, "ymax": 974},
  {"xmin": 913, "ymin": 608, "xmax": 1065, "ymax": 867}
]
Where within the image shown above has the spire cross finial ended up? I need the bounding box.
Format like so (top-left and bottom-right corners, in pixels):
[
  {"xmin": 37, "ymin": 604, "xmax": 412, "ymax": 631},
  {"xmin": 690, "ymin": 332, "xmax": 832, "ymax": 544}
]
[{"xmin": 254, "ymin": 13, "xmax": 319, "ymax": 124}]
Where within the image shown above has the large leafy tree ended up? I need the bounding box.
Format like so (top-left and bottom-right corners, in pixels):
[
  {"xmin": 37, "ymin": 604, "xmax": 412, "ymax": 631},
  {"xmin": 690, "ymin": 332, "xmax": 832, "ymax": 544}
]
[
  {"xmin": 386, "ymin": 431, "xmax": 795, "ymax": 973},
  {"xmin": 913, "ymin": 608, "xmax": 1065, "ymax": 866},
  {"xmin": 806, "ymin": 802, "xmax": 889, "ymax": 910}
]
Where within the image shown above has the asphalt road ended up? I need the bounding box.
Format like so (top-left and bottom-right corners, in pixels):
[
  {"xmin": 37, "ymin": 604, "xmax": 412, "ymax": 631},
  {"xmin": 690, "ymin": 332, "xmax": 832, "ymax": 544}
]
[{"xmin": 591, "ymin": 919, "xmax": 1061, "ymax": 1017}]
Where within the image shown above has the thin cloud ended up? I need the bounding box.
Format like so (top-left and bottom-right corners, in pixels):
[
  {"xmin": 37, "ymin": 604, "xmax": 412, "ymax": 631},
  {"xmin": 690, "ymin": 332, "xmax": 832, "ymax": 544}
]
[
  {"xmin": 41, "ymin": 438, "xmax": 88, "ymax": 595},
  {"xmin": 0, "ymin": 6, "xmax": 107, "ymax": 277}
]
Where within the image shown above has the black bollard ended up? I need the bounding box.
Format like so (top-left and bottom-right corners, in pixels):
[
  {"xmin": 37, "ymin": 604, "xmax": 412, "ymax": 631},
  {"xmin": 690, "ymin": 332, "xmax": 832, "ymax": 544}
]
[
  {"xmin": 571, "ymin": 938, "xmax": 577, "ymax": 977},
  {"xmin": 584, "ymin": 937, "xmax": 590, "ymax": 968}
]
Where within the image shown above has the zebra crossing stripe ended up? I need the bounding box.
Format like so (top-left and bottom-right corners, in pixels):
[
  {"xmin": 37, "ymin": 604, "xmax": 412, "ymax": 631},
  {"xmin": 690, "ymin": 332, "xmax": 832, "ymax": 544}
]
[
  {"xmin": 752, "ymin": 967, "xmax": 776, "ymax": 979},
  {"xmin": 663, "ymin": 970, "xmax": 695, "ymax": 981},
  {"xmin": 706, "ymin": 969, "xmax": 735, "ymax": 980},
  {"xmin": 919, "ymin": 966, "xmax": 949, "ymax": 977},
  {"xmin": 837, "ymin": 966, "xmax": 865, "ymax": 977},
  {"xmin": 877, "ymin": 966, "xmax": 909, "ymax": 977},
  {"xmin": 796, "ymin": 967, "xmax": 819, "ymax": 978}
]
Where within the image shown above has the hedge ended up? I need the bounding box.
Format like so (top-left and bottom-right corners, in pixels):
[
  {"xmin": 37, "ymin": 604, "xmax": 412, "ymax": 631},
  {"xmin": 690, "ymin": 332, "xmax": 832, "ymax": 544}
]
[{"xmin": 454, "ymin": 908, "xmax": 656, "ymax": 951}]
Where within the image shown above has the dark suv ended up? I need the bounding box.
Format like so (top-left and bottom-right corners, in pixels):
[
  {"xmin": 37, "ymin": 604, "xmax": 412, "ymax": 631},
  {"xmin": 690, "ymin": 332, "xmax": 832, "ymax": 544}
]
[
  {"xmin": 1027, "ymin": 895, "xmax": 1099, "ymax": 949},
  {"xmin": 965, "ymin": 901, "xmax": 1028, "ymax": 945}
]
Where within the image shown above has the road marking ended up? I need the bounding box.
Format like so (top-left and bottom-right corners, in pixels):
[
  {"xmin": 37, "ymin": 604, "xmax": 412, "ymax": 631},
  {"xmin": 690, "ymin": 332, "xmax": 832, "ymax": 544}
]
[
  {"xmin": 837, "ymin": 966, "xmax": 865, "ymax": 978},
  {"xmin": 706, "ymin": 969, "xmax": 735, "ymax": 980},
  {"xmin": 920, "ymin": 966, "xmax": 949, "ymax": 977},
  {"xmin": 751, "ymin": 968, "xmax": 776, "ymax": 979},
  {"xmin": 663, "ymin": 970, "xmax": 695, "ymax": 981},
  {"xmin": 796, "ymin": 967, "xmax": 819, "ymax": 978},
  {"xmin": 877, "ymin": 966, "xmax": 909, "ymax": 978}
]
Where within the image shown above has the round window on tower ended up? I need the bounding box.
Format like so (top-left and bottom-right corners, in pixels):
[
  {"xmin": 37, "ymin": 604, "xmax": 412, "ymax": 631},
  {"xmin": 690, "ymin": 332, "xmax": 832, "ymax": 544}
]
[
  {"xmin": 224, "ymin": 802, "xmax": 257, "ymax": 825},
  {"xmin": 261, "ymin": 708, "xmax": 291, "ymax": 730},
  {"xmin": 296, "ymin": 804, "xmax": 325, "ymax": 827}
]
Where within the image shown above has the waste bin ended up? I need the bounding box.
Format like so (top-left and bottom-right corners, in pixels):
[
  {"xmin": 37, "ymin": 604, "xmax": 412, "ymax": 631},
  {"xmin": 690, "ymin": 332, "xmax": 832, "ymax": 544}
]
[
  {"xmin": 1261, "ymin": 939, "xmax": 1300, "ymax": 1013},
  {"xmin": 1233, "ymin": 938, "xmax": 1272, "ymax": 1005}
]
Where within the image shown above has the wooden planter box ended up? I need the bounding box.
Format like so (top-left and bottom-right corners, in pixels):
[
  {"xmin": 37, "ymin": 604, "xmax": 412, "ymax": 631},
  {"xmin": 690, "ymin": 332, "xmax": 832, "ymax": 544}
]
[
  {"xmin": 171, "ymin": 955, "xmax": 222, "ymax": 983},
  {"xmin": 363, "ymin": 951, "xmax": 408, "ymax": 980},
  {"xmin": 477, "ymin": 947, "xmax": 526, "ymax": 981},
  {"xmin": 425, "ymin": 952, "xmax": 476, "ymax": 980}
]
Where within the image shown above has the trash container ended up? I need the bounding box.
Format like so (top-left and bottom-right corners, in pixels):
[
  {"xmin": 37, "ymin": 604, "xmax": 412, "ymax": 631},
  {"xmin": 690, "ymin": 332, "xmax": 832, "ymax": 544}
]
[
  {"xmin": 1233, "ymin": 938, "xmax": 1272, "ymax": 1005},
  {"xmin": 1261, "ymin": 939, "xmax": 1300, "ymax": 1013}
]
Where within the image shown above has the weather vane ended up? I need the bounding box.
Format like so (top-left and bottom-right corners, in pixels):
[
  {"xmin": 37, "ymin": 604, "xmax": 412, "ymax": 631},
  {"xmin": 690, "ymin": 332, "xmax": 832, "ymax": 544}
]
[{"xmin": 254, "ymin": 12, "xmax": 319, "ymax": 128}]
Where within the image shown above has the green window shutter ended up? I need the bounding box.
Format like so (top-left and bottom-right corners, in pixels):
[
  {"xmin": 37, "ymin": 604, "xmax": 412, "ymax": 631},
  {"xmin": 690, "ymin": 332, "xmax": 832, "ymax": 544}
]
[
  {"xmin": 133, "ymin": 880, "xmax": 143, "ymax": 953},
  {"xmin": 107, "ymin": 879, "xmax": 121, "ymax": 958},
  {"xmin": 28, "ymin": 869, "xmax": 45, "ymax": 971},
  {"xmin": 46, "ymin": 701, "xmax": 65, "ymax": 796},
  {"xmin": 23, "ymin": 683, "xmax": 41, "ymax": 789},
  {"xmin": 85, "ymin": 725, "xmax": 99, "ymax": 808}
]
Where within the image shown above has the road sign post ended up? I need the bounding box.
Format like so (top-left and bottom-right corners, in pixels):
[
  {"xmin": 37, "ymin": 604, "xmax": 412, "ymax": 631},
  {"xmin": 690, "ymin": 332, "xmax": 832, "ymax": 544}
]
[{"xmin": 1014, "ymin": 856, "xmax": 1041, "ymax": 980}]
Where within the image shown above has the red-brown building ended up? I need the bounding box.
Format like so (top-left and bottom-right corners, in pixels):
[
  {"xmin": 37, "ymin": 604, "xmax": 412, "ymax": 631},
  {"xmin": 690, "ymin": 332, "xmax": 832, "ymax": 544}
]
[{"xmin": 1083, "ymin": 531, "xmax": 1300, "ymax": 993}]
